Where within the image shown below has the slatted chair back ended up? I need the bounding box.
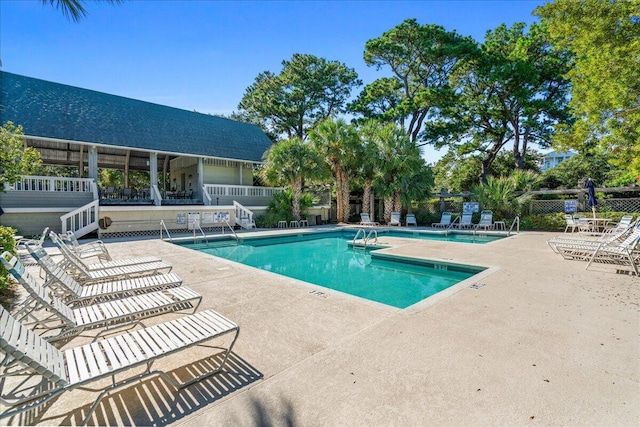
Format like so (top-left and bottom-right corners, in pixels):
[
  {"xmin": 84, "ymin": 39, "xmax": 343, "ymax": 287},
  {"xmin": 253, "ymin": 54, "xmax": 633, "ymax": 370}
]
[
  {"xmin": 24, "ymin": 242, "xmax": 84, "ymax": 297},
  {"xmin": 1, "ymin": 252, "xmax": 76, "ymax": 327},
  {"xmin": 48, "ymin": 232, "xmax": 93, "ymax": 277},
  {"xmin": 0, "ymin": 305, "xmax": 67, "ymax": 386},
  {"xmin": 460, "ymin": 213, "xmax": 473, "ymax": 226},
  {"xmin": 479, "ymin": 210, "xmax": 493, "ymax": 226}
]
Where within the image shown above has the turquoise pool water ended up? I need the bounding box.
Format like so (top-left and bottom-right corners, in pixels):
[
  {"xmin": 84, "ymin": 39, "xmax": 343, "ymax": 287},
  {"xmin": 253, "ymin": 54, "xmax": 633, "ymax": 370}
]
[{"xmin": 177, "ymin": 231, "xmax": 486, "ymax": 309}]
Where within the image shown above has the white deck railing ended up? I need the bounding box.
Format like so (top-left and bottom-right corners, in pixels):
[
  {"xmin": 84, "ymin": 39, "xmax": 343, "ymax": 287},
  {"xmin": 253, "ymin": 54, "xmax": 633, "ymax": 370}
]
[
  {"xmin": 61, "ymin": 199, "xmax": 100, "ymax": 238},
  {"xmin": 204, "ymin": 184, "xmax": 284, "ymax": 199},
  {"xmin": 6, "ymin": 175, "xmax": 95, "ymax": 192}
]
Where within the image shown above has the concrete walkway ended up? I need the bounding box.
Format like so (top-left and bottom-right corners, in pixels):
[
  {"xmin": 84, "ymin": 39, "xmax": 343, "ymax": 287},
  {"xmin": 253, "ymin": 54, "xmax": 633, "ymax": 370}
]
[{"xmin": 5, "ymin": 229, "xmax": 639, "ymax": 426}]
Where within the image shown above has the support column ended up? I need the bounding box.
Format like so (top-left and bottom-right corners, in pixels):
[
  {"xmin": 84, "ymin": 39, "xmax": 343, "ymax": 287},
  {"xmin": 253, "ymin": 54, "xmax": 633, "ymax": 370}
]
[
  {"xmin": 124, "ymin": 150, "xmax": 130, "ymax": 188},
  {"xmin": 238, "ymin": 162, "xmax": 243, "ymax": 185},
  {"xmin": 88, "ymin": 146, "xmax": 98, "ymax": 181},
  {"xmin": 149, "ymin": 153, "xmax": 158, "ymax": 198},
  {"xmin": 78, "ymin": 145, "xmax": 84, "ymax": 178},
  {"xmin": 162, "ymin": 155, "xmax": 169, "ymax": 195},
  {"xmin": 198, "ymin": 158, "xmax": 204, "ymax": 199}
]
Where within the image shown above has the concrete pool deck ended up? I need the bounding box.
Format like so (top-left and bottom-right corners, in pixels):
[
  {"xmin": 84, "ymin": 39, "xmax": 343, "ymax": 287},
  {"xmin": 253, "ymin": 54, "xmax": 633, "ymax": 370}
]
[{"xmin": 4, "ymin": 228, "xmax": 639, "ymax": 426}]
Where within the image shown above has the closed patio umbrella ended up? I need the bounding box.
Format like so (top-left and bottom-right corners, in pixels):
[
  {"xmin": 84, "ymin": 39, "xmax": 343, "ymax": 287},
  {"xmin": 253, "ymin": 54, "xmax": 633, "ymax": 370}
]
[{"xmin": 586, "ymin": 178, "xmax": 597, "ymax": 218}]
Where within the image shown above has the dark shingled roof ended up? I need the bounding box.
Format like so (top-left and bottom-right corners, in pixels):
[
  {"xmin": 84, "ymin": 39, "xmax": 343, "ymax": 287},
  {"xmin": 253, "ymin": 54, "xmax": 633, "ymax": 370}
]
[{"xmin": 0, "ymin": 71, "xmax": 272, "ymax": 162}]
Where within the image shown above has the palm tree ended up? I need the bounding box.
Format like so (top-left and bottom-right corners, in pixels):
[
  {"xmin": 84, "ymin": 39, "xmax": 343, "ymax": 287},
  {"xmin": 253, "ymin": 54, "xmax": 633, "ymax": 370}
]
[
  {"xmin": 373, "ymin": 123, "xmax": 426, "ymax": 223},
  {"xmin": 356, "ymin": 120, "xmax": 383, "ymax": 217},
  {"xmin": 310, "ymin": 118, "xmax": 360, "ymax": 223},
  {"xmin": 42, "ymin": 0, "xmax": 122, "ymax": 22},
  {"xmin": 260, "ymin": 138, "xmax": 325, "ymax": 221}
]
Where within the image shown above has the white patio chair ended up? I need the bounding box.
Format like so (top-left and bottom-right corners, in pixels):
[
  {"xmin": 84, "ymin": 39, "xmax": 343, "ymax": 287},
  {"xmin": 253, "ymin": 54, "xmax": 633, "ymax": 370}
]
[
  {"xmin": 564, "ymin": 214, "xmax": 581, "ymax": 233},
  {"xmin": 475, "ymin": 210, "xmax": 493, "ymax": 231},
  {"xmin": 432, "ymin": 212, "xmax": 452, "ymax": 228},
  {"xmin": 0, "ymin": 304, "xmax": 239, "ymax": 426},
  {"xmin": 389, "ymin": 212, "xmax": 401, "ymax": 226},
  {"xmin": 456, "ymin": 213, "xmax": 474, "ymax": 229},
  {"xmin": 359, "ymin": 212, "xmax": 379, "ymax": 226},
  {"xmin": 406, "ymin": 214, "xmax": 417, "ymax": 227},
  {"xmin": 1, "ymin": 252, "xmax": 202, "ymax": 343}
]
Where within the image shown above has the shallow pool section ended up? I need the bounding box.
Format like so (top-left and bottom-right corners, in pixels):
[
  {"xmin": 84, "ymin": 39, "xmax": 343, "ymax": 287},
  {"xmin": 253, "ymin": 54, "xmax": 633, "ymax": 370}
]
[{"xmin": 176, "ymin": 232, "xmax": 486, "ymax": 309}]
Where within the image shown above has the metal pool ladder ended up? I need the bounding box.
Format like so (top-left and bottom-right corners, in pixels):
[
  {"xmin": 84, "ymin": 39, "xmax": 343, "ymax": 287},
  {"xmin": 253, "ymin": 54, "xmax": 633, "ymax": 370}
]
[
  {"xmin": 192, "ymin": 219, "xmax": 209, "ymax": 244},
  {"xmin": 352, "ymin": 228, "xmax": 378, "ymax": 250},
  {"xmin": 223, "ymin": 219, "xmax": 239, "ymax": 243}
]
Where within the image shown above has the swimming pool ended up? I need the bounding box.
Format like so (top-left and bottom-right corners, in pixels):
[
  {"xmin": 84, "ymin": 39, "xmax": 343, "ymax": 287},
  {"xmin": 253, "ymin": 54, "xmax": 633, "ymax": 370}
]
[{"xmin": 176, "ymin": 231, "xmax": 487, "ymax": 309}]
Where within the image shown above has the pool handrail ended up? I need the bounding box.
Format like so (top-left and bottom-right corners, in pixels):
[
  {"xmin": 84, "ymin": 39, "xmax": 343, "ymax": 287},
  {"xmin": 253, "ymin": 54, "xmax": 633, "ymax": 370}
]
[
  {"xmin": 160, "ymin": 220, "xmax": 172, "ymax": 242},
  {"xmin": 508, "ymin": 216, "xmax": 520, "ymax": 236}
]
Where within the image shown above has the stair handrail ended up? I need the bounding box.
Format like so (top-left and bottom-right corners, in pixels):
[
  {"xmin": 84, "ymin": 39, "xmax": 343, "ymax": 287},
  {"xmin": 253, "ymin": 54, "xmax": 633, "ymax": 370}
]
[
  {"xmin": 508, "ymin": 216, "xmax": 520, "ymax": 236},
  {"xmin": 202, "ymin": 186, "xmax": 212, "ymax": 206},
  {"xmin": 60, "ymin": 199, "xmax": 100, "ymax": 238},
  {"xmin": 233, "ymin": 201, "xmax": 255, "ymax": 230},
  {"xmin": 159, "ymin": 220, "xmax": 172, "ymax": 241}
]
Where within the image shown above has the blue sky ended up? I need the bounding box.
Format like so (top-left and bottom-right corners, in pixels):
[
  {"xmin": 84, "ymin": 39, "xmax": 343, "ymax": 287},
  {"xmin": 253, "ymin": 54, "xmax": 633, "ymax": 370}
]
[{"xmin": 1, "ymin": 0, "xmax": 546, "ymax": 163}]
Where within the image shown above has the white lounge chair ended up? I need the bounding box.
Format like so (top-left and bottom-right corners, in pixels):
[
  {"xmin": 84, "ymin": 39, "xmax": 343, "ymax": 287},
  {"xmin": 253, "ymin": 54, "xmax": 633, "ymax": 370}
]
[
  {"xmin": 15, "ymin": 227, "xmax": 49, "ymax": 252},
  {"xmin": 359, "ymin": 212, "xmax": 379, "ymax": 226},
  {"xmin": 548, "ymin": 223, "xmax": 640, "ymax": 275},
  {"xmin": 0, "ymin": 304, "xmax": 239, "ymax": 426},
  {"xmin": 586, "ymin": 224, "xmax": 640, "ymax": 275},
  {"xmin": 60, "ymin": 230, "xmax": 111, "ymax": 261},
  {"xmin": 432, "ymin": 212, "xmax": 452, "ymax": 228},
  {"xmin": 475, "ymin": 210, "xmax": 493, "ymax": 231},
  {"xmin": 50, "ymin": 231, "xmax": 163, "ymax": 268},
  {"xmin": 28, "ymin": 242, "xmax": 172, "ymax": 284},
  {"xmin": 406, "ymin": 214, "xmax": 417, "ymax": 227},
  {"xmin": 1, "ymin": 252, "xmax": 202, "ymax": 342},
  {"xmin": 25, "ymin": 246, "xmax": 183, "ymax": 304},
  {"xmin": 389, "ymin": 212, "xmax": 401, "ymax": 226}
]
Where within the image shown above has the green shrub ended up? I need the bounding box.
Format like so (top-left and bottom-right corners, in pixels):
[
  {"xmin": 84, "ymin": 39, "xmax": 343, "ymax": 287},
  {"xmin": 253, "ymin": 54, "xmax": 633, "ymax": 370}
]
[
  {"xmin": 519, "ymin": 213, "xmax": 566, "ymax": 231},
  {"xmin": 0, "ymin": 225, "xmax": 17, "ymax": 291},
  {"xmin": 260, "ymin": 190, "xmax": 313, "ymax": 227}
]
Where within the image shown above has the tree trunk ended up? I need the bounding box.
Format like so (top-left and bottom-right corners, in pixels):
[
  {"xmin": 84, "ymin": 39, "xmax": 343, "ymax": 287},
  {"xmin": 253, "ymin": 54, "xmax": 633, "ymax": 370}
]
[
  {"xmin": 335, "ymin": 169, "xmax": 343, "ymax": 223},
  {"xmin": 362, "ymin": 180, "xmax": 372, "ymax": 215},
  {"xmin": 341, "ymin": 174, "xmax": 350, "ymax": 223},
  {"xmin": 383, "ymin": 196, "xmax": 393, "ymax": 223},
  {"xmin": 393, "ymin": 191, "xmax": 402, "ymax": 213},
  {"xmin": 292, "ymin": 177, "xmax": 302, "ymax": 220}
]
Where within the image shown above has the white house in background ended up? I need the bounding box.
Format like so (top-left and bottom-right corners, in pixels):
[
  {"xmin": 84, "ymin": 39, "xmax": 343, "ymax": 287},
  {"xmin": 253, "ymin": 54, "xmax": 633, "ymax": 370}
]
[{"xmin": 539, "ymin": 150, "xmax": 577, "ymax": 172}]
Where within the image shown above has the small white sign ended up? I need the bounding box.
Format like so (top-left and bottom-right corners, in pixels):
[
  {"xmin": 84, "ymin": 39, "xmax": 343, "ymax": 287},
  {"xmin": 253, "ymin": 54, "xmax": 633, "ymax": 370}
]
[
  {"xmin": 202, "ymin": 212, "xmax": 214, "ymax": 223},
  {"xmin": 463, "ymin": 202, "xmax": 479, "ymax": 213}
]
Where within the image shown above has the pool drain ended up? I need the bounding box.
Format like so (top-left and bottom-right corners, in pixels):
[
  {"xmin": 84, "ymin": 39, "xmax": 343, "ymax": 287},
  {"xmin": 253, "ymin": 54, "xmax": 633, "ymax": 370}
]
[{"xmin": 469, "ymin": 283, "xmax": 485, "ymax": 290}]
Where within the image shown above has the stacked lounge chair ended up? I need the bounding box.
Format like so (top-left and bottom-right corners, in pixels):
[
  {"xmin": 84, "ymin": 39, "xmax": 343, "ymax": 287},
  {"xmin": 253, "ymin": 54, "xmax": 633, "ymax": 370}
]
[{"xmin": 1, "ymin": 252, "xmax": 202, "ymax": 342}]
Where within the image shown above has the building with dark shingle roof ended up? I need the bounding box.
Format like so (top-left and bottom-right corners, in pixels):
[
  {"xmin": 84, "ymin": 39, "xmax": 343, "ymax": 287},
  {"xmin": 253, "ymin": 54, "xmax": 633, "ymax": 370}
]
[
  {"xmin": 0, "ymin": 71, "xmax": 289, "ymax": 237},
  {"xmin": 0, "ymin": 71, "xmax": 272, "ymax": 163}
]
